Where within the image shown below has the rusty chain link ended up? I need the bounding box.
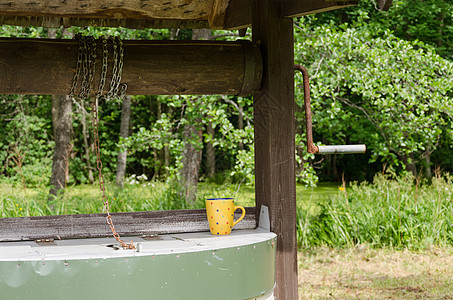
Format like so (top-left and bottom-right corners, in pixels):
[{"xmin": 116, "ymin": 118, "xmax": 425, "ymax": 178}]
[{"xmin": 70, "ymin": 34, "xmax": 134, "ymax": 250}]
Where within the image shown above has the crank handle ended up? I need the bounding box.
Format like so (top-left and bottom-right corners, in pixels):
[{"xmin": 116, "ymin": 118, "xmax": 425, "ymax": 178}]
[{"xmin": 311, "ymin": 144, "xmax": 366, "ymax": 155}]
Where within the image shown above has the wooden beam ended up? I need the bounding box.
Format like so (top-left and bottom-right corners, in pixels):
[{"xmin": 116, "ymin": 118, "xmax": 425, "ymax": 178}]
[
  {"xmin": 223, "ymin": 0, "xmax": 358, "ymax": 30},
  {"xmin": 208, "ymin": 0, "xmax": 230, "ymax": 29},
  {"xmin": 0, "ymin": 38, "xmax": 262, "ymax": 96},
  {"xmin": 252, "ymin": 1, "xmax": 298, "ymax": 299},
  {"xmin": 0, "ymin": 207, "xmax": 256, "ymax": 242},
  {"xmin": 0, "ymin": 0, "xmax": 210, "ymax": 21},
  {"xmin": 283, "ymin": 0, "xmax": 359, "ymax": 18},
  {"xmin": 0, "ymin": 15, "xmax": 210, "ymax": 29}
]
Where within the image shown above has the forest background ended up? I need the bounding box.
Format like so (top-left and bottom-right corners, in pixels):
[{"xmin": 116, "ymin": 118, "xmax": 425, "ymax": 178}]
[{"xmin": 0, "ymin": 0, "xmax": 452, "ymax": 217}]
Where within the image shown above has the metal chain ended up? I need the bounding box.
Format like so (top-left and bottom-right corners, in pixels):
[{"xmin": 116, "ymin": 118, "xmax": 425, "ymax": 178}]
[
  {"xmin": 107, "ymin": 37, "xmax": 119, "ymax": 99},
  {"xmin": 87, "ymin": 36, "xmax": 96, "ymax": 94},
  {"xmin": 91, "ymin": 99, "xmax": 135, "ymax": 250},
  {"xmin": 96, "ymin": 36, "xmax": 109, "ymax": 99},
  {"xmin": 70, "ymin": 34, "xmax": 134, "ymax": 250},
  {"xmin": 79, "ymin": 36, "xmax": 89, "ymax": 99},
  {"xmin": 69, "ymin": 34, "xmax": 83, "ymax": 98},
  {"xmin": 113, "ymin": 37, "xmax": 124, "ymax": 96}
]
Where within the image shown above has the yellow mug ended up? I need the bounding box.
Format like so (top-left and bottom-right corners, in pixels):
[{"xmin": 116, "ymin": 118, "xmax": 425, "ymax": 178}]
[{"xmin": 206, "ymin": 198, "xmax": 246, "ymax": 235}]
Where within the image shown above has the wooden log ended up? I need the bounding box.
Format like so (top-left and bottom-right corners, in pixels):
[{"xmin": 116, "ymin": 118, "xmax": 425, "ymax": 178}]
[
  {"xmin": 0, "ymin": 38, "xmax": 262, "ymax": 96},
  {"xmin": 0, "ymin": 207, "xmax": 256, "ymax": 242},
  {"xmin": 252, "ymin": 0, "xmax": 298, "ymax": 299}
]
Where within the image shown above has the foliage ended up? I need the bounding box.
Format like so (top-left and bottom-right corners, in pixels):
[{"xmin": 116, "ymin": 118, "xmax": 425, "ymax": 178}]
[
  {"xmin": 297, "ymin": 172, "xmax": 453, "ymax": 249},
  {"xmin": 307, "ymin": 0, "xmax": 453, "ymax": 59},
  {"xmin": 294, "ymin": 19, "xmax": 453, "ymax": 175}
]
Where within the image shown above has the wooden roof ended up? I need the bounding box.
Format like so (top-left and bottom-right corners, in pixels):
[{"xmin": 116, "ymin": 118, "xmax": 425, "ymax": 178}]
[{"xmin": 0, "ymin": 0, "xmax": 358, "ymax": 30}]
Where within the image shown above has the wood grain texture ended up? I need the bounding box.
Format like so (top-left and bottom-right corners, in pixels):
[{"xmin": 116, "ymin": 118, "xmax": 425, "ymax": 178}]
[
  {"xmin": 252, "ymin": 1, "xmax": 298, "ymax": 299},
  {"xmin": 0, "ymin": 0, "xmax": 211, "ymax": 20},
  {"xmin": 0, "ymin": 15, "xmax": 210, "ymax": 29},
  {"xmin": 0, "ymin": 207, "xmax": 256, "ymax": 242},
  {"xmin": 0, "ymin": 0, "xmax": 357, "ymax": 29},
  {"xmin": 208, "ymin": 0, "xmax": 230, "ymax": 29},
  {"xmin": 283, "ymin": 0, "xmax": 359, "ymax": 18},
  {"xmin": 0, "ymin": 38, "xmax": 262, "ymax": 96},
  {"xmin": 223, "ymin": 0, "xmax": 358, "ymax": 30},
  {"xmin": 0, "ymin": 0, "xmax": 214, "ymax": 29}
]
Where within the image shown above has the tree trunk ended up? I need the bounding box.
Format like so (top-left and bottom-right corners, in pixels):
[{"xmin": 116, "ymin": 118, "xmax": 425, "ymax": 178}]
[
  {"xmin": 177, "ymin": 28, "xmax": 211, "ymax": 204},
  {"xmin": 205, "ymin": 122, "xmax": 215, "ymax": 178},
  {"xmin": 49, "ymin": 95, "xmax": 73, "ymax": 198},
  {"xmin": 48, "ymin": 27, "xmax": 73, "ymax": 200},
  {"xmin": 424, "ymin": 146, "xmax": 432, "ymax": 179},
  {"xmin": 179, "ymin": 120, "xmax": 203, "ymax": 204},
  {"xmin": 164, "ymin": 105, "xmax": 174, "ymax": 178},
  {"xmin": 403, "ymin": 153, "xmax": 417, "ymax": 176},
  {"xmin": 238, "ymin": 103, "xmax": 244, "ymax": 150},
  {"xmin": 115, "ymin": 95, "xmax": 132, "ymax": 187},
  {"xmin": 73, "ymin": 99, "xmax": 95, "ymax": 183}
]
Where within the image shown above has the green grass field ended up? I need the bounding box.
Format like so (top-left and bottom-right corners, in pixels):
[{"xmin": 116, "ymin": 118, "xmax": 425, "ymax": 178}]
[{"xmin": 0, "ymin": 181, "xmax": 339, "ymax": 217}]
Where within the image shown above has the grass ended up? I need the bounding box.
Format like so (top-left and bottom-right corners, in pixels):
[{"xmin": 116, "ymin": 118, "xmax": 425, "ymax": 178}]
[
  {"xmin": 297, "ymin": 172, "xmax": 453, "ymax": 250},
  {"xmin": 0, "ymin": 180, "xmax": 338, "ymax": 217}
]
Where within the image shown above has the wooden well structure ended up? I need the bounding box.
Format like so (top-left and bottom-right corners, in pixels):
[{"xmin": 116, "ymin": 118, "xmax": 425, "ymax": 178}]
[{"xmin": 0, "ymin": 1, "xmax": 362, "ymax": 299}]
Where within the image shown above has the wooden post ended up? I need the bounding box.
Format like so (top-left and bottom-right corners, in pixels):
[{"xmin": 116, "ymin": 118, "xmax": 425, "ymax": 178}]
[{"xmin": 252, "ymin": 1, "xmax": 298, "ymax": 299}]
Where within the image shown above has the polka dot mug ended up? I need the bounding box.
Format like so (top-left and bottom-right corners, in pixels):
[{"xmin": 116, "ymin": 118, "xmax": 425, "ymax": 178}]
[{"xmin": 205, "ymin": 198, "xmax": 246, "ymax": 235}]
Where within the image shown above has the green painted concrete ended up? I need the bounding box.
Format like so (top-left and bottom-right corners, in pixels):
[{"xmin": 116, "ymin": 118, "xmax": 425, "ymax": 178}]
[{"xmin": 0, "ymin": 233, "xmax": 276, "ymax": 300}]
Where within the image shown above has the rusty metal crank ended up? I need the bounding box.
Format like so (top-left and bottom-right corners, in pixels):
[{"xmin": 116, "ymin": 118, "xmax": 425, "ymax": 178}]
[{"xmin": 294, "ymin": 64, "xmax": 366, "ymax": 155}]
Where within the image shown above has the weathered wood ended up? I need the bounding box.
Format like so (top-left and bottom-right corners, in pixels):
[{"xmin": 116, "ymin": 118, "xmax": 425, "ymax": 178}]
[
  {"xmin": 0, "ymin": 207, "xmax": 256, "ymax": 242},
  {"xmin": 223, "ymin": 0, "xmax": 358, "ymax": 30},
  {"xmin": 0, "ymin": 0, "xmax": 227, "ymax": 29},
  {"xmin": 283, "ymin": 0, "xmax": 359, "ymax": 18},
  {"xmin": 252, "ymin": 0, "xmax": 298, "ymax": 299},
  {"xmin": 208, "ymin": 0, "xmax": 230, "ymax": 29},
  {"xmin": 0, "ymin": 38, "xmax": 261, "ymax": 96},
  {"xmin": 0, "ymin": 0, "xmax": 210, "ymax": 20},
  {"xmin": 0, "ymin": 15, "xmax": 210, "ymax": 29},
  {"xmin": 0, "ymin": 0, "xmax": 357, "ymax": 30}
]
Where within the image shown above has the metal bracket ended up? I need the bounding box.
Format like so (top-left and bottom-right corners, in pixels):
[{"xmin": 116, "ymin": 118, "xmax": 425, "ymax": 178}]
[
  {"xmin": 259, "ymin": 205, "xmax": 270, "ymax": 231},
  {"xmin": 35, "ymin": 238, "xmax": 56, "ymax": 246}
]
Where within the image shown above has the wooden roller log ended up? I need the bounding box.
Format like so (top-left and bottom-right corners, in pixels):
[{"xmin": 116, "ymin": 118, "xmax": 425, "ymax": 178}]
[{"xmin": 0, "ymin": 38, "xmax": 262, "ymax": 96}]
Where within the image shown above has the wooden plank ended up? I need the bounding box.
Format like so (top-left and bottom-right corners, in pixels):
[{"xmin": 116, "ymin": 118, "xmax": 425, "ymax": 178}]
[
  {"xmin": 0, "ymin": 207, "xmax": 256, "ymax": 242},
  {"xmin": 283, "ymin": 0, "xmax": 359, "ymax": 18},
  {"xmin": 0, "ymin": 15, "xmax": 210, "ymax": 29},
  {"xmin": 0, "ymin": 0, "xmax": 357, "ymax": 29},
  {"xmin": 0, "ymin": 0, "xmax": 211, "ymax": 21},
  {"xmin": 0, "ymin": 38, "xmax": 261, "ymax": 96},
  {"xmin": 252, "ymin": 0, "xmax": 298, "ymax": 299},
  {"xmin": 208, "ymin": 0, "xmax": 230, "ymax": 29},
  {"xmin": 223, "ymin": 0, "xmax": 358, "ymax": 30}
]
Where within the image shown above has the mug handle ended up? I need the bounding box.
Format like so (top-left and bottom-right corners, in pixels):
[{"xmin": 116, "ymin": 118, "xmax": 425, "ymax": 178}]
[{"xmin": 232, "ymin": 205, "xmax": 246, "ymax": 228}]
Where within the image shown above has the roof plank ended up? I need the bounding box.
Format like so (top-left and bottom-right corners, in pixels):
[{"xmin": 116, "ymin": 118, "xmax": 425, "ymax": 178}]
[
  {"xmin": 283, "ymin": 0, "xmax": 359, "ymax": 18},
  {"xmin": 0, "ymin": 0, "xmax": 210, "ymax": 20},
  {"xmin": 0, "ymin": 0, "xmax": 357, "ymax": 29},
  {"xmin": 223, "ymin": 0, "xmax": 358, "ymax": 30}
]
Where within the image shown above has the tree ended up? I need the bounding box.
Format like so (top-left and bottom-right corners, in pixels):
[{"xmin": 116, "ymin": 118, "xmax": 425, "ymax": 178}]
[
  {"xmin": 48, "ymin": 28, "xmax": 74, "ymax": 199},
  {"xmin": 115, "ymin": 95, "xmax": 132, "ymax": 187},
  {"xmin": 49, "ymin": 95, "xmax": 73, "ymax": 198},
  {"xmin": 294, "ymin": 20, "xmax": 453, "ymax": 176}
]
